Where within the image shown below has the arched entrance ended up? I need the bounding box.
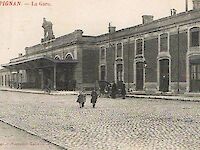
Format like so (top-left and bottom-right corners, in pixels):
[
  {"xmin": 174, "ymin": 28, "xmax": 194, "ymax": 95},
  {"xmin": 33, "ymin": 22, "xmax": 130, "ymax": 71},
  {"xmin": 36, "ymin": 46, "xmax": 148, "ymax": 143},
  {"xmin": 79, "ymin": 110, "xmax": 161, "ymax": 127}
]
[{"xmin": 159, "ymin": 59, "xmax": 169, "ymax": 92}]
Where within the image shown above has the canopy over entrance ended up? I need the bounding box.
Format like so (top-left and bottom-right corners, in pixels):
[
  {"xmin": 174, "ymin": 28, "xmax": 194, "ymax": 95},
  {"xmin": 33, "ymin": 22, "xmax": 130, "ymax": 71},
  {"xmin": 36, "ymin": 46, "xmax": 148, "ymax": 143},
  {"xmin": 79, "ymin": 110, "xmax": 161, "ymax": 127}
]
[
  {"xmin": 2, "ymin": 55, "xmax": 78, "ymax": 70},
  {"xmin": 2, "ymin": 55, "xmax": 78, "ymax": 90}
]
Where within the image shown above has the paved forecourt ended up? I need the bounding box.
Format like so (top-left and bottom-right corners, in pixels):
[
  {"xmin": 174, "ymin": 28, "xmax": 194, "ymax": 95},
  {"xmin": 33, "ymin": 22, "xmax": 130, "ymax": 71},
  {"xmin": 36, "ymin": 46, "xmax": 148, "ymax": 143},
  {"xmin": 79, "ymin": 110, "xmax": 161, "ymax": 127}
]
[{"xmin": 0, "ymin": 91, "xmax": 199, "ymax": 150}]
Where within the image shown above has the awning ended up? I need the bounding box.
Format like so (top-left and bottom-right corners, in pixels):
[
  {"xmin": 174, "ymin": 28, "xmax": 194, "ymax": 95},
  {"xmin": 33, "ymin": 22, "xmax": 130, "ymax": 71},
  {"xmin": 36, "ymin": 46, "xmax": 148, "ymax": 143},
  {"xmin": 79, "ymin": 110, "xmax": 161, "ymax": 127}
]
[{"xmin": 2, "ymin": 55, "xmax": 78, "ymax": 70}]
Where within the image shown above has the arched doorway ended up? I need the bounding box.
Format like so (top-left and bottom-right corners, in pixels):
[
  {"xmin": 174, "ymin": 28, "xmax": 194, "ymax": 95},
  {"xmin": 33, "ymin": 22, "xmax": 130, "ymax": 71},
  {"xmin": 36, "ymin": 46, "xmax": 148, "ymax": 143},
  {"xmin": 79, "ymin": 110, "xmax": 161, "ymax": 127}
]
[{"xmin": 159, "ymin": 59, "xmax": 169, "ymax": 92}]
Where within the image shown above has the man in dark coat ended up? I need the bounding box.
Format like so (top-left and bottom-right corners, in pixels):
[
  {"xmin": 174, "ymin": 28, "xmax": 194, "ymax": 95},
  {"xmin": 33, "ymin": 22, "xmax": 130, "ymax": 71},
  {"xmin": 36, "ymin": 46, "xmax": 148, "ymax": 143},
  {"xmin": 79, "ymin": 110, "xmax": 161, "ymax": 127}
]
[
  {"xmin": 91, "ymin": 89, "xmax": 98, "ymax": 108},
  {"xmin": 121, "ymin": 84, "xmax": 126, "ymax": 99},
  {"xmin": 111, "ymin": 83, "xmax": 117, "ymax": 99}
]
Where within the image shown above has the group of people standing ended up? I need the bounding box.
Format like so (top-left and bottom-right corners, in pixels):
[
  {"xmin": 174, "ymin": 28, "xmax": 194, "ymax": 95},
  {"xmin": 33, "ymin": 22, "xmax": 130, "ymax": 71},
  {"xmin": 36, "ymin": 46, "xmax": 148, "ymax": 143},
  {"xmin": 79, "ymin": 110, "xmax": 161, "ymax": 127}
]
[{"xmin": 76, "ymin": 83, "xmax": 126, "ymax": 108}]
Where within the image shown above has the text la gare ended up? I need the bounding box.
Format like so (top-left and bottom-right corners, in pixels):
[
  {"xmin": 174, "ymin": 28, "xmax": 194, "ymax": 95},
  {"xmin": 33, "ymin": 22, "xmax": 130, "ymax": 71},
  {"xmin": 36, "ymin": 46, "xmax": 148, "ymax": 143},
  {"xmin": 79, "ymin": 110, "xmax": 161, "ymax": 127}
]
[{"xmin": 32, "ymin": 1, "xmax": 51, "ymax": 6}]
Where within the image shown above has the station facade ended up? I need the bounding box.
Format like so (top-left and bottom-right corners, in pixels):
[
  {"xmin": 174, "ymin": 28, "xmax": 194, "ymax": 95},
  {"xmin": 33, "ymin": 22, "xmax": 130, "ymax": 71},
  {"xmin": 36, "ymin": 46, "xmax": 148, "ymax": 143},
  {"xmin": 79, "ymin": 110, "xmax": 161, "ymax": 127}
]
[{"xmin": 1, "ymin": 0, "xmax": 200, "ymax": 93}]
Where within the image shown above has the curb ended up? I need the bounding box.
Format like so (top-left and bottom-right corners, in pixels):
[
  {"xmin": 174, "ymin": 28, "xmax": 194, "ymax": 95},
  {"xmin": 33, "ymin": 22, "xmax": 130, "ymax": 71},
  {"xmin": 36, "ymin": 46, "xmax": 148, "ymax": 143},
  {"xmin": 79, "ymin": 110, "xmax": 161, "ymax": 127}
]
[
  {"xmin": 1, "ymin": 88, "xmax": 200, "ymax": 102},
  {"xmin": 127, "ymin": 95, "xmax": 200, "ymax": 102},
  {"xmin": 0, "ymin": 119, "xmax": 67, "ymax": 150}
]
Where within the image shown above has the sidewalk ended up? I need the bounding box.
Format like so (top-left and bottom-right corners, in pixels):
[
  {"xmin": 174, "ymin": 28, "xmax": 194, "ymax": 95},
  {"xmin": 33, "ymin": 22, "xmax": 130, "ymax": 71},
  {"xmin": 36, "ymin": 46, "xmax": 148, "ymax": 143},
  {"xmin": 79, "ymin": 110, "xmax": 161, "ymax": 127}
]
[
  {"xmin": 0, "ymin": 87, "xmax": 78, "ymax": 95},
  {"xmin": 0, "ymin": 120, "xmax": 63, "ymax": 150},
  {"xmin": 0, "ymin": 87, "xmax": 200, "ymax": 102}
]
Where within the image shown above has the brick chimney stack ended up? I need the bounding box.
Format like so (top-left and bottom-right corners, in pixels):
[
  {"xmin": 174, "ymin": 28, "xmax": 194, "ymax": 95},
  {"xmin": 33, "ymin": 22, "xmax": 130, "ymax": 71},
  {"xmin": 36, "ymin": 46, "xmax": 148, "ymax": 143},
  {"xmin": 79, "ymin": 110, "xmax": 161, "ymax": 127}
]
[
  {"xmin": 142, "ymin": 15, "xmax": 154, "ymax": 24},
  {"xmin": 108, "ymin": 23, "xmax": 116, "ymax": 33}
]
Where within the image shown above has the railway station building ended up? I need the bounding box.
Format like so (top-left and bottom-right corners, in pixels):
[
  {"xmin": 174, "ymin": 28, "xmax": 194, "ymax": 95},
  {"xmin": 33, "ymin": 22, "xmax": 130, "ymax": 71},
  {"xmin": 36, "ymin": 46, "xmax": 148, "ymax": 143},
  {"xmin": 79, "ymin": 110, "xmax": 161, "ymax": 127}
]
[{"xmin": 1, "ymin": 0, "xmax": 200, "ymax": 93}]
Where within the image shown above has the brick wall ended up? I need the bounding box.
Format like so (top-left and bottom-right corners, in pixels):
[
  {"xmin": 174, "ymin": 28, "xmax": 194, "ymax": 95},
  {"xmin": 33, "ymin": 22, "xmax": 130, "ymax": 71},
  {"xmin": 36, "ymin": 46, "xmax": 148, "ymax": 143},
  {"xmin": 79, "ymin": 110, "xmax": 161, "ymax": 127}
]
[
  {"xmin": 106, "ymin": 46, "xmax": 115, "ymax": 82},
  {"xmin": 170, "ymin": 32, "xmax": 187, "ymax": 82},
  {"xmin": 82, "ymin": 45, "xmax": 99, "ymax": 84},
  {"xmin": 123, "ymin": 42, "xmax": 135, "ymax": 83},
  {"xmin": 144, "ymin": 38, "xmax": 158, "ymax": 82}
]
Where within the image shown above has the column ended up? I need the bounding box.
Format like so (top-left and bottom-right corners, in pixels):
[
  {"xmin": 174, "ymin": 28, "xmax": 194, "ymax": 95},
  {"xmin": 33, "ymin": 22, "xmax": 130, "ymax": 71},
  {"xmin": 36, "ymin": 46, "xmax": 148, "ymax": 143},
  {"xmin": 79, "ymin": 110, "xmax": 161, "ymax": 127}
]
[
  {"xmin": 16, "ymin": 70, "xmax": 19, "ymax": 89},
  {"xmin": 40, "ymin": 69, "xmax": 44, "ymax": 89},
  {"xmin": 53, "ymin": 64, "xmax": 57, "ymax": 90}
]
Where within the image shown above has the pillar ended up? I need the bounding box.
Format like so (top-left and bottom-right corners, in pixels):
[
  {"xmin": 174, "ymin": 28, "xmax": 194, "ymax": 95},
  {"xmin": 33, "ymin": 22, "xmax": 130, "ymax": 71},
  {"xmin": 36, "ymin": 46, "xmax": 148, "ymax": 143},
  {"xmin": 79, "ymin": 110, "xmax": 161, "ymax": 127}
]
[
  {"xmin": 16, "ymin": 70, "xmax": 19, "ymax": 89},
  {"xmin": 53, "ymin": 64, "xmax": 57, "ymax": 90},
  {"xmin": 40, "ymin": 69, "xmax": 44, "ymax": 89}
]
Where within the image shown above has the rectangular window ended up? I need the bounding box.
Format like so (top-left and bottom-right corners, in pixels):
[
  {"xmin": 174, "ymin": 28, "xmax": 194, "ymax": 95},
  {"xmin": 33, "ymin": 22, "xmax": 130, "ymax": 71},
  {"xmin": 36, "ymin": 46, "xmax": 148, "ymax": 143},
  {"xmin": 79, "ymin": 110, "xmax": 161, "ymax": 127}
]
[
  {"xmin": 100, "ymin": 65, "xmax": 106, "ymax": 81},
  {"xmin": 100, "ymin": 48, "xmax": 106, "ymax": 60},
  {"xmin": 191, "ymin": 65, "xmax": 196, "ymax": 79},
  {"xmin": 136, "ymin": 39, "xmax": 143, "ymax": 55},
  {"xmin": 117, "ymin": 43, "xmax": 122, "ymax": 58},
  {"xmin": 191, "ymin": 31, "xmax": 199, "ymax": 47},
  {"xmin": 160, "ymin": 33, "xmax": 168, "ymax": 52},
  {"xmin": 117, "ymin": 64, "xmax": 123, "ymax": 81}
]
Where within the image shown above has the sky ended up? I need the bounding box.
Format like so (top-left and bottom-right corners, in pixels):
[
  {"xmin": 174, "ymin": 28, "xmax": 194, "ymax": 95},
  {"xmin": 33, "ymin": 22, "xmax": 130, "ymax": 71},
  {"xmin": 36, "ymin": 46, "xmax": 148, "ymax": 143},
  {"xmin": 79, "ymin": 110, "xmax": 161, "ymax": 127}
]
[{"xmin": 0, "ymin": 0, "xmax": 193, "ymax": 67}]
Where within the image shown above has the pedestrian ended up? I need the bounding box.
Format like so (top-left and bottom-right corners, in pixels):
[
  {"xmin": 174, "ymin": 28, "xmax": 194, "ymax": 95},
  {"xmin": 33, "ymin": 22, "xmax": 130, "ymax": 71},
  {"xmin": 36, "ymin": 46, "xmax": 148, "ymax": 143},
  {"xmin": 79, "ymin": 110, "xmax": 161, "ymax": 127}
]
[
  {"xmin": 44, "ymin": 78, "xmax": 51, "ymax": 94},
  {"xmin": 76, "ymin": 91, "xmax": 84, "ymax": 108},
  {"xmin": 111, "ymin": 83, "xmax": 117, "ymax": 99},
  {"xmin": 121, "ymin": 83, "xmax": 126, "ymax": 99},
  {"xmin": 82, "ymin": 89, "xmax": 86, "ymax": 108},
  {"xmin": 91, "ymin": 89, "xmax": 98, "ymax": 108}
]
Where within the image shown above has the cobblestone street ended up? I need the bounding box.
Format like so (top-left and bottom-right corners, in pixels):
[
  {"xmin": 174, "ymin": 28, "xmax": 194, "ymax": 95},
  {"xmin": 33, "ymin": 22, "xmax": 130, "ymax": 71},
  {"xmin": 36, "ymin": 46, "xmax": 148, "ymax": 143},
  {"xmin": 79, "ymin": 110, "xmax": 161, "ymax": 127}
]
[{"xmin": 0, "ymin": 91, "xmax": 199, "ymax": 150}]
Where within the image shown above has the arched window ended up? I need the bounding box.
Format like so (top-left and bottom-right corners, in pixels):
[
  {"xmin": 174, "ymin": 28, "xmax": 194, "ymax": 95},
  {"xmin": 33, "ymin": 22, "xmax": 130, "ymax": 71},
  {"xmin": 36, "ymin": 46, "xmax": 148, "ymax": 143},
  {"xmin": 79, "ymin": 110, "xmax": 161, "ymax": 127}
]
[
  {"xmin": 54, "ymin": 55, "xmax": 61, "ymax": 60},
  {"xmin": 190, "ymin": 27, "xmax": 200, "ymax": 47},
  {"xmin": 65, "ymin": 53, "xmax": 73, "ymax": 61}
]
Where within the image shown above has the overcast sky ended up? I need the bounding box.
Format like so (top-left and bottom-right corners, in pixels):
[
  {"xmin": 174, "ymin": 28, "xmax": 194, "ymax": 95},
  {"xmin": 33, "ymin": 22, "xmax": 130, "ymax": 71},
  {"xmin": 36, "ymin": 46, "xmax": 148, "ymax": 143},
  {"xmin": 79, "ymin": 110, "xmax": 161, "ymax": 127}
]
[{"xmin": 0, "ymin": 0, "xmax": 193, "ymax": 67}]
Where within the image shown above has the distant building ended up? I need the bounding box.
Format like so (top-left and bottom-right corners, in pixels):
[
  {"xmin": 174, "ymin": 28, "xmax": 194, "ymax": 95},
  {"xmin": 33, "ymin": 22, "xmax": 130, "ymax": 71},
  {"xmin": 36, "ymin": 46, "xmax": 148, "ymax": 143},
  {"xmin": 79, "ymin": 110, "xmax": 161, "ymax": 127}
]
[{"xmin": 1, "ymin": 1, "xmax": 200, "ymax": 93}]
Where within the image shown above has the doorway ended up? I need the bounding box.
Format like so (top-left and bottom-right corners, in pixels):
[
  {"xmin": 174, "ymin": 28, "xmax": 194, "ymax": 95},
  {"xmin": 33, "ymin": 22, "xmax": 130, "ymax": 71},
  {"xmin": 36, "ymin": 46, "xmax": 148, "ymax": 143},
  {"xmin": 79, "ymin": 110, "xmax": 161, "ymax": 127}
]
[
  {"xmin": 159, "ymin": 59, "xmax": 169, "ymax": 92},
  {"xmin": 136, "ymin": 62, "xmax": 144, "ymax": 91}
]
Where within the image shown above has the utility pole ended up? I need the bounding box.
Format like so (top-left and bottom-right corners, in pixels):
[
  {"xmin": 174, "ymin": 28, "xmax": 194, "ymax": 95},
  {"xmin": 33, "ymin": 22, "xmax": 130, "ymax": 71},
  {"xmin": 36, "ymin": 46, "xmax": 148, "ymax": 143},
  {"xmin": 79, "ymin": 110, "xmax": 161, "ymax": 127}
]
[
  {"xmin": 127, "ymin": 37, "xmax": 130, "ymax": 92},
  {"xmin": 186, "ymin": 0, "xmax": 188, "ymax": 12},
  {"xmin": 177, "ymin": 26, "xmax": 180, "ymax": 94},
  {"xmin": 108, "ymin": 22, "xmax": 115, "ymax": 83}
]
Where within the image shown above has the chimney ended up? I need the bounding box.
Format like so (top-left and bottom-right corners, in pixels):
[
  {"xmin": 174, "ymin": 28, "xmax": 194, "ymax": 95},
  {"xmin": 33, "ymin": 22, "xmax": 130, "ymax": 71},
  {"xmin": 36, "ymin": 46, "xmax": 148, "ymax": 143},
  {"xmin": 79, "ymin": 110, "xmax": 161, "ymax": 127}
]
[
  {"xmin": 142, "ymin": 15, "xmax": 154, "ymax": 24},
  {"xmin": 18, "ymin": 53, "xmax": 23, "ymax": 57},
  {"xmin": 170, "ymin": 9, "xmax": 177, "ymax": 16},
  {"xmin": 108, "ymin": 23, "xmax": 116, "ymax": 33},
  {"xmin": 193, "ymin": 0, "xmax": 200, "ymax": 10},
  {"xmin": 74, "ymin": 29, "xmax": 83, "ymax": 39}
]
